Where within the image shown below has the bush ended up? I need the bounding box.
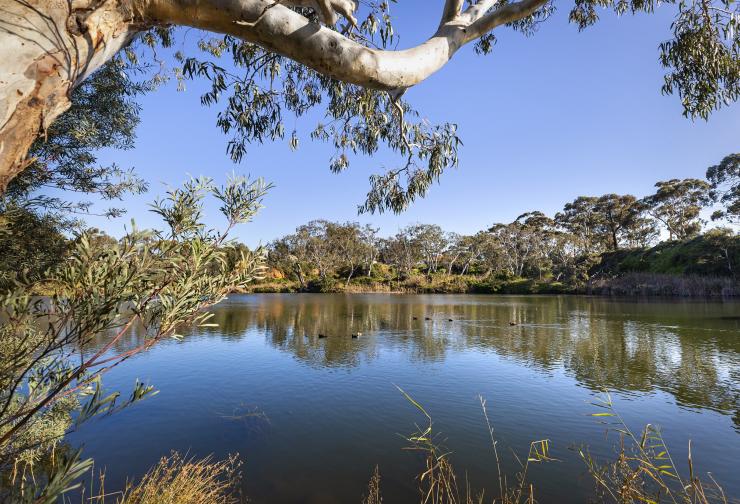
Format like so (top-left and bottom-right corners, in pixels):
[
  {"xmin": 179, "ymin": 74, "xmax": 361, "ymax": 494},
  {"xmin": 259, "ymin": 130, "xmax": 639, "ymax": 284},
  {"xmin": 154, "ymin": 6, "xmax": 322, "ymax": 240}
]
[{"xmin": 306, "ymin": 277, "xmax": 340, "ymax": 292}]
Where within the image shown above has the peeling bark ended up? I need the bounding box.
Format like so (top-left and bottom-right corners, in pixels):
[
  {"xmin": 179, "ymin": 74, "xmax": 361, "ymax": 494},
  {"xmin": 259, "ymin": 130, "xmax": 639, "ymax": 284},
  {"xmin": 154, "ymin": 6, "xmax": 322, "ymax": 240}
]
[
  {"xmin": 0, "ymin": 0, "xmax": 138, "ymax": 191},
  {"xmin": 0, "ymin": 0, "xmax": 547, "ymax": 191}
]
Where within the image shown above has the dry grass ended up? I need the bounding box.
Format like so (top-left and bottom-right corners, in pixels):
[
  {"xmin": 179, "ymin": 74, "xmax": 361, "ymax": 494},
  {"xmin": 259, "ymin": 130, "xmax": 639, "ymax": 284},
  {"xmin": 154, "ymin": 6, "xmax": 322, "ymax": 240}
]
[
  {"xmin": 580, "ymin": 393, "xmax": 729, "ymax": 504},
  {"xmin": 91, "ymin": 452, "xmax": 242, "ymax": 504},
  {"xmin": 394, "ymin": 389, "xmax": 728, "ymax": 504},
  {"xmin": 362, "ymin": 465, "xmax": 383, "ymax": 504}
]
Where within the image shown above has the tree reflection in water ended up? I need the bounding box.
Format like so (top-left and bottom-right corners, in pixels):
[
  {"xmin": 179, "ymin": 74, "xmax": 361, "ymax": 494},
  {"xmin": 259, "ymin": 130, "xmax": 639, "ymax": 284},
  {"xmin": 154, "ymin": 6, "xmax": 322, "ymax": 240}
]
[{"xmin": 87, "ymin": 294, "xmax": 740, "ymax": 428}]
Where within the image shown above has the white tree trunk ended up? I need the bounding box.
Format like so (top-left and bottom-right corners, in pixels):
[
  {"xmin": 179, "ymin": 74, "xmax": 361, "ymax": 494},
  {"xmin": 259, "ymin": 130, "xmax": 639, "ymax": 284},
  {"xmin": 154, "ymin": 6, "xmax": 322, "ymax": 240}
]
[
  {"xmin": 0, "ymin": 0, "xmax": 547, "ymax": 190},
  {"xmin": 0, "ymin": 0, "xmax": 139, "ymax": 190}
]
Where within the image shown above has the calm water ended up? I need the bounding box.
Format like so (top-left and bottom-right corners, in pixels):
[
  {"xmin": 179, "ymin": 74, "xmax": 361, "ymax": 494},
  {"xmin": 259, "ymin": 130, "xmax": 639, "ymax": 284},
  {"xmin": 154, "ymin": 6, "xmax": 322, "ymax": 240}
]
[{"xmin": 69, "ymin": 294, "xmax": 740, "ymax": 503}]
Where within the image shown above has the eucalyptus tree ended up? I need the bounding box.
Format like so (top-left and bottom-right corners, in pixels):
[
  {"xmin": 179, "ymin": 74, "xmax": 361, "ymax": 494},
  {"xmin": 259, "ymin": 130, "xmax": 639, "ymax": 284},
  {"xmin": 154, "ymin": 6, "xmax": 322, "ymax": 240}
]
[
  {"xmin": 549, "ymin": 231, "xmax": 588, "ymax": 283},
  {"xmin": 269, "ymin": 236, "xmax": 309, "ymax": 288},
  {"xmin": 642, "ymin": 178, "xmax": 713, "ymax": 240},
  {"xmin": 0, "ymin": 57, "xmax": 152, "ymax": 282},
  {"xmin": 707, "ymin": 153, "xmax": 740, "ymax": 223},
  {"xmin": 295, "ymin": 220, "xmax": 338, "ymax": 279},
  {"xmin": 592, "ymin": 194, "xmax": 654, "ymax": 251},
  {"xmin": 2, "ymin": 0, "xmax": 739, "ymax": 210},
  {"xmin": 360, "ymin": 224, "xmax": 381, "ymax": 276},
  {"xmin": 381, "ymin": 230, "xmax": 420, "ymax": 279},
  {"xmin": 3, "ymin": 57, "xmax": 149, "ymax": 220},
  {"xmin": 621, "ymin": 212, "xmax": 659, "ymax": 248},
  {"xmin": 478, "ymin": 231, "xmax": 506, "ymax": 276},
  {"xmin": 444, "ymin": 232, "xmax": 465, "ymax": 275},
  {"xmin": 557, "ymin": 194, "xmax": 656, "ymax": 252},
  {"xmin": 488, "ymin": 215, "xmax": 545, "ymax": 278},
  {"xmin": 516, "ymin": 211, "xmax": 559, "ymax": 279},
  {"xmin": 457, "ymin": 234, "xmax": 481, "ymax": 276},
  {"xmin": 555, "ymin": 196, "xmax": 606, "ymax": 253},
  {"xmin": 408, "ymin": 224, "xmax": 449, "ymax": 276},
  {"xmin": 326, "ymin": 221, "xmax": 366, "ymax": 286}
]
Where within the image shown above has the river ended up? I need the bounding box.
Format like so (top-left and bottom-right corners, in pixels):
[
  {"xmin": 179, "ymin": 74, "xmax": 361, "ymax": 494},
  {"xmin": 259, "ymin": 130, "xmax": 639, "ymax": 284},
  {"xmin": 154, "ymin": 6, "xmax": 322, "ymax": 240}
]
[{"xmin": 68, "ymin": 294, "xmax": 740, "ymax": 503}]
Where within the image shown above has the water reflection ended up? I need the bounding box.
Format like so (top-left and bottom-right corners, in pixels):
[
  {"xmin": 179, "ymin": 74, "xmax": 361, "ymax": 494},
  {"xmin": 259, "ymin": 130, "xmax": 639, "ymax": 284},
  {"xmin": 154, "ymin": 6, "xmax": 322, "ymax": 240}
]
[
  {"xmin": 72, "ymin": 294, "xmax": 740, "ymax": 503},
  {"xmin": 196, "ymin": 294, "xmax": 739, "ymax": 423}
]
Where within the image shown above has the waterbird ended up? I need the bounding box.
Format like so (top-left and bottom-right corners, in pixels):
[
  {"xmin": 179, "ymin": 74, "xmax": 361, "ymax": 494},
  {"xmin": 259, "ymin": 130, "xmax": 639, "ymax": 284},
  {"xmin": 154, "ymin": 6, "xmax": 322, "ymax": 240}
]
[
  {"xmin": 318, "ymin": 333, "xmax": 326, "ymax": 338},
  {"xmin": 448, "ymin": 318, "xmax": 453, "ymax": 322},
  {"xmin": 413, "ymin": 316, "xmax": 418, "ymax": 320},
  {"xmin": 425, "ymin": 317, "xmax": 431, "ymax": 321},
  {"xmin": 509, "ymin": 322, "xmax": 517, "ymax": 326}
]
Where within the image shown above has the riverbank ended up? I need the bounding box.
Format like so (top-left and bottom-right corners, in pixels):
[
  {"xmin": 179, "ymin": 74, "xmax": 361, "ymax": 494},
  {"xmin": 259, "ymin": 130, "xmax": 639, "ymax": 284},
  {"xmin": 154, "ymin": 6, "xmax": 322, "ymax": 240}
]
[{"xmin": 241, "ymin": 272, "xmax": 740, "ymax": 297}]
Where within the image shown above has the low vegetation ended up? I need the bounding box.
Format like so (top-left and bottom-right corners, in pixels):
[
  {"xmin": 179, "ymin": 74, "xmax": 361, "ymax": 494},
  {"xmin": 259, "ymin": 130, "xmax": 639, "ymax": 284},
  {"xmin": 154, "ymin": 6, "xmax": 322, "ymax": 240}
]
[{"xmin": 91, "ymin": 453, "xmax": 242, "ymax": 504}]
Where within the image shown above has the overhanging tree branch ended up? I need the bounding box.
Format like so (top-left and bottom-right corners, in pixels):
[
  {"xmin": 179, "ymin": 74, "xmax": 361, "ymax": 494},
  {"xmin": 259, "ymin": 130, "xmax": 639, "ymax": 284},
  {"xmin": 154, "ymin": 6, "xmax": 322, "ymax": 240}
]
[{"xmin": 136, "ymin": 0, "xmax": 548, "ymax": 92}]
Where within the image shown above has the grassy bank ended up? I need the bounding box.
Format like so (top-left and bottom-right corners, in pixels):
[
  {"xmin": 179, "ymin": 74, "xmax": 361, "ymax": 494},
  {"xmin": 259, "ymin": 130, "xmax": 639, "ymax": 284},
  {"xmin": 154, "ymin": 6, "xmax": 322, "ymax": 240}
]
[
  {"xmin": 593, "ymin": 231, "xmax": 739, "ymax": 277},
  {"xmin": 243, "ymin": 272, "xmax": 740, "ymax": 297},
  {"xmin": 239, "ymin": 274, "xmax": 572, "ymax": 295}
]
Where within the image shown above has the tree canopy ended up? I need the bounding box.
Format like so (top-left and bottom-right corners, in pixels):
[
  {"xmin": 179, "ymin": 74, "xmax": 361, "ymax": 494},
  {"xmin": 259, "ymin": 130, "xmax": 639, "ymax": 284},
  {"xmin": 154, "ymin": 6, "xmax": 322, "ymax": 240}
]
[
  {"xmin": 707, "ymin": 153, "xmax": 740, "ymax": 223},
  {"xmin": 1, "ymin": 0, "xmax": 739, "ymax": 212}
]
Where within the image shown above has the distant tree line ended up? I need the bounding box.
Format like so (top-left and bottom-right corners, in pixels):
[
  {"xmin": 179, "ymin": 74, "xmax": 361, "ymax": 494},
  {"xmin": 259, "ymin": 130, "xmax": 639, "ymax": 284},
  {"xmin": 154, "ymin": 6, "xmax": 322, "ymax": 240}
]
[
  {"xmin": 1, "ymin": 156, "xmax": 737, "ymax": 294},
  {"xmin": 265, "ymin": 164, "xmax": 739, "ymax": 291}
]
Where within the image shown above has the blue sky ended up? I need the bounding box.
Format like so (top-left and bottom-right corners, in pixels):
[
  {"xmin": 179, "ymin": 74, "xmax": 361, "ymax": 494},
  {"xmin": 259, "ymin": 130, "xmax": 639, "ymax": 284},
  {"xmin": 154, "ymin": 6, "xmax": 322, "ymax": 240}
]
[{"xmin": 86, "ymin": 2, "xmax": 739, "ymax": 247}]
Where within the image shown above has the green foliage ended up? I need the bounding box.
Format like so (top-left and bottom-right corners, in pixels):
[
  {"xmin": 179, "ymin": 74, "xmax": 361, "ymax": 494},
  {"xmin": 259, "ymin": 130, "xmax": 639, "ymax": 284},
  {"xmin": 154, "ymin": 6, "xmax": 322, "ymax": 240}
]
[
  {"xmin": 593, "ymin": 229, "xmax": 739, "ymax": 277},
  {"xmin": 660, "ymin": 0, "xmax": 740, "ymax": 120},
  {"xmin": 569, "ymin": 0, "xmax": 739, "ymax": 119},
  {"xmin": 0, "ymin": 47, "xmax": 170, "ymax": 294},
  {"xmin": 11, "ymin": 0, "xmax": 735, "ymax": 220},
  {"xmin": 176, "ymin": 2, "xmax": 460, "ymax": 214},
  {"xmin": 0, "ymin": 205, "xmax": 69, "ymax": 290},
  {"xmin": 269, "ymin": 220, "xmax": 378, "ymax": 288},
  {"xmin": 0, "ymin": 175, "xmax": 269, "ymax": 502},
  {"xmin": 556, "ymin": 194, "xmax": 655, "ymax": 252},
  {"xmin": 706, "ymin": 153, "xmax": 740, "ymax": 223},
  {"xmin": 261, "ymin": 167, "xmax": 736, "ymax": 295},
  {"xmin": 641, "ymin": 178, "xmax": 713, "ymax": 240},
  {"xmin": 7, "ymin": 56, "xmax": 151, "ymax": 220}
]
